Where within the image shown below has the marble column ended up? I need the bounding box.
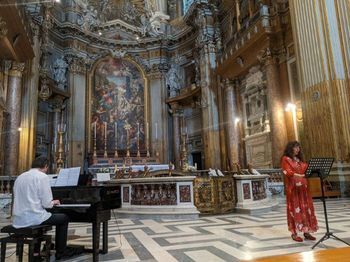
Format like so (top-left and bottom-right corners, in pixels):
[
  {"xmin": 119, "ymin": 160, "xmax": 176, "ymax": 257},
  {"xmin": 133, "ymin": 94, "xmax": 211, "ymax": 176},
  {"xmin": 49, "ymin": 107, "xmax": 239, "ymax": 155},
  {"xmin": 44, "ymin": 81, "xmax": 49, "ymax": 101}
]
[
  {"xmin": 261, "ymin": 50, "xmax": 288, "ymax": 167},
  {"xmin": 196, "ymin": 6, "xmax": 221, "ymax": 169},
  {"xmin": 66, "ymin": 56, "xmax": 86, "ymax": 168},
  {"xmin": 18, "ymin": 24, "xmax": 40, "ymax": 174},
  {"xmin": 170, "ymin": 103, "xmax": 182, "ymax": 168},
  {"xmin": 156, "ymin": 0, "xmax": 167, "ymax": 14},
  {"xmin": 224, "ymin": 79, "xmax": 240, "ymax": 169},
  {"xmin": 4, "ymin": 62, "xmax": 25, "ymax": 176},
  {"xmin": 148, "ymin": 71, "xmax": 169, "ymax": 163}
]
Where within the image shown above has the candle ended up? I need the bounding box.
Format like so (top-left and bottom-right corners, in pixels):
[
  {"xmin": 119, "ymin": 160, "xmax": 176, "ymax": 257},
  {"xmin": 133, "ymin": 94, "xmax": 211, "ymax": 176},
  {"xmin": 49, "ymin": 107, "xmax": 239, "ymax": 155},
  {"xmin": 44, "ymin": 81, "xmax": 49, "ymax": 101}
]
[
  {"xmin": 127, "ymin": 129, "xmax": 129, "ymax": 145},
  {"xmin": 146, "ymin": 122, "xmax": 149, "ymax": 139},
  {"xmin": 155, "ymin": 122, "xmax": 158, "ymax": 140},
  {"xmin": 115, "ymin": 122, "xmax": 117, "ymax": 139},
  {"xmin": 137, "ymin": 122, "xmax": 140, "ymax": 137},
  {"xmin": 94, "ymin": 122, "xmax": 96, "ymax": 139},
  {"xmin": 104, "ymin": 122, "xmax": 107, "ymax": 140}
]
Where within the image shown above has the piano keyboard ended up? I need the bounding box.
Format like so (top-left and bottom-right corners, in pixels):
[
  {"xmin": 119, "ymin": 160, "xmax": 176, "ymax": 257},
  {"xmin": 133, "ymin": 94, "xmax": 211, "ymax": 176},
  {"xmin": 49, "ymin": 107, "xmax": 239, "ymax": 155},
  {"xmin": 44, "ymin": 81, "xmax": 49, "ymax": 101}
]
[{"xmin": 56, "ymin": 204, "xmax": 91, "ymax": 207}]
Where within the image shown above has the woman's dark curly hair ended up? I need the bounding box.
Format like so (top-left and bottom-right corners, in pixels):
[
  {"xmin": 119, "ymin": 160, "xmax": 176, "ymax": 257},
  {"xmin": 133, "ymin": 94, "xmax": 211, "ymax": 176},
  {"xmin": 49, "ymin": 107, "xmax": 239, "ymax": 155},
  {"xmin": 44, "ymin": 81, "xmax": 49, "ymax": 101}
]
[{"xmin": 283, "ymin": 141, "xmax": 304, "ymax": 161}]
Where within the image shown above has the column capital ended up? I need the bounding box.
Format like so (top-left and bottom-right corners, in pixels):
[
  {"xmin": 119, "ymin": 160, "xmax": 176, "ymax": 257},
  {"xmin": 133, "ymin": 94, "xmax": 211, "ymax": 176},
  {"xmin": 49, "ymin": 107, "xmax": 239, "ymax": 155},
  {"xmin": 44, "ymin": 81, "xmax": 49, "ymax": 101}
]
[
  {"xmin": 3, "ymin": 60, "xmax": 12, "ymax": 71},
  {"xmin": 67, "ymin": 56, "xmax": 86, "ymax": 75},
  {"xmin": 169, "ymin": 102, "xmax": 183, "ymax": 115},
  {"xmin": 0, "ymin": 16, "xmax": 8, "ymax": 38},
  {"xmin": 223, "ymin": 78, "xmax": 240, "ymax": 92},
  {"xmin": 222, "ymin": 78, "xmax": 233, "ymax": 92},
  {"xmin": 50, "ymin": 97, "xmax": 65, "ymax": 112},
  {"xmin": 9, "ymin": 62, "xmax": 25, "ymax": 77}
]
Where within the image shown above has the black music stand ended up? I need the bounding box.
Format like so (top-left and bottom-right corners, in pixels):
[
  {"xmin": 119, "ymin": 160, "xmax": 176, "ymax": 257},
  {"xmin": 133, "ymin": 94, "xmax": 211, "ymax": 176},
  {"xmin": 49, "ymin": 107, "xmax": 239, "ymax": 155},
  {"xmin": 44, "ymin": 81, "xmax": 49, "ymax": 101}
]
[{"xmin": 305, "ymin": 158, "xmax": 350, "ymax": 249}]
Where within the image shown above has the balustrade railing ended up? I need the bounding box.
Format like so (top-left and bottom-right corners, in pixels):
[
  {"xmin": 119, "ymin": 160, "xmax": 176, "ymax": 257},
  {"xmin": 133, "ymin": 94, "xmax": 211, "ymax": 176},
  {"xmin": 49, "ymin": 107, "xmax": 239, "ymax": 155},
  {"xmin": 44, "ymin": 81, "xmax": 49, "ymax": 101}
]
[{"xmin": 0, "ymin": 176, "xmax": 16, "ymax": 194}]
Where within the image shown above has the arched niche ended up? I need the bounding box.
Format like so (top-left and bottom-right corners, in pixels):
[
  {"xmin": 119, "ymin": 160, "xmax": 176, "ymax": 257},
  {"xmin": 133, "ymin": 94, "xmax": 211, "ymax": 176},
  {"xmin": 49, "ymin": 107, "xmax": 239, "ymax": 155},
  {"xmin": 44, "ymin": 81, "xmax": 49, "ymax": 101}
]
[{"xmin": 87, "ymin": 56, "xmax": 149, "ymax": 156}]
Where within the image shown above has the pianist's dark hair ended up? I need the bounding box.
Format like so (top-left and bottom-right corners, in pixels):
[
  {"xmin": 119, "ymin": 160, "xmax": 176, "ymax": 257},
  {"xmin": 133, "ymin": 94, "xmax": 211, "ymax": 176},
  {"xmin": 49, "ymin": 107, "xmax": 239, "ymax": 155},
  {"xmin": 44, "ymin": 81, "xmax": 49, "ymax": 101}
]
[{"xmin": 31, "ymin": 156, "xmax": 49, "ymax": 169}]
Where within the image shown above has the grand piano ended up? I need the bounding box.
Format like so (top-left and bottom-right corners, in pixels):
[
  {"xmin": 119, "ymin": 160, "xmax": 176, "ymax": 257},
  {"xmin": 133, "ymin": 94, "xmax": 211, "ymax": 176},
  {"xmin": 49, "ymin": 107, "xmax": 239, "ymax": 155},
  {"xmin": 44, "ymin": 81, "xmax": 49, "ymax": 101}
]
[{"xmin": 50, "ymin": 184, "xmax": 121, "ymax": 262}]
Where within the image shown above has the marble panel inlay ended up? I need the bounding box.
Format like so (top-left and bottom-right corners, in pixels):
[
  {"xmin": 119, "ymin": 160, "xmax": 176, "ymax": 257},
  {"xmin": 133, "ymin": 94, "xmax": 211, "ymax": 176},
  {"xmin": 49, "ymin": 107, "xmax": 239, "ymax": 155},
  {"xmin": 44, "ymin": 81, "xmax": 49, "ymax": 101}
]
[
  {"xmin": 243, "ymin": 183, "xmax": 251, "ymax": 199},
  {"xmin": 252, "ymin": 180, "xmax": 267, "ymax": 200},
  {"xmin": 179, "ymin": 185, "xmax": 191, "ymax": 203},
  {"xmin": 131, "ymin": 183, "xmax": 177, "ymax": 205},
  {"xmin": 123, "ymin": 186, "xmax": 129, "ymax": 203}
]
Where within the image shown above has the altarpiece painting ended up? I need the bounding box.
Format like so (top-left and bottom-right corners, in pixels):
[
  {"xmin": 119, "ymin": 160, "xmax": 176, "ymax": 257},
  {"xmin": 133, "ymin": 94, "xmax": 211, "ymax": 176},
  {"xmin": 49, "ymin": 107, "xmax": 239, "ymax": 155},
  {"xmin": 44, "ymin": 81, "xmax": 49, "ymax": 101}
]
[{"xmin": 91, "ymin": 57, "xmax": 145, "ymax": 153}]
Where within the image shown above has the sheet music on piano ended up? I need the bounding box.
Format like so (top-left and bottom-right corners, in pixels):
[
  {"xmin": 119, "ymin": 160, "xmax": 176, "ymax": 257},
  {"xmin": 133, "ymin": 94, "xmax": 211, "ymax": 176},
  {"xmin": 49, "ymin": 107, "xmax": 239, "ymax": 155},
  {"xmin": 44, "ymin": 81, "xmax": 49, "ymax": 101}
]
[
  {"xmin": 53, "ymin": 167, "xmax": 81, "ymax": 187},
  {"xmin": 47, "ymin": 174, "xmax": 58, "ymax": 187}
]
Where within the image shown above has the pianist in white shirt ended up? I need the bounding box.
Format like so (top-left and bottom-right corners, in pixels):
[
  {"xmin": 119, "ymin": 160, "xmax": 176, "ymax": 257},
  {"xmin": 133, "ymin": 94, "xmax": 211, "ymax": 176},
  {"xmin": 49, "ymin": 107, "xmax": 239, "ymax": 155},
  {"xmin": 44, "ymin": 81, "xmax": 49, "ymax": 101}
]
[{"xmin": 12, "ymin": 156, "xmax": 77, "ymax": 260}]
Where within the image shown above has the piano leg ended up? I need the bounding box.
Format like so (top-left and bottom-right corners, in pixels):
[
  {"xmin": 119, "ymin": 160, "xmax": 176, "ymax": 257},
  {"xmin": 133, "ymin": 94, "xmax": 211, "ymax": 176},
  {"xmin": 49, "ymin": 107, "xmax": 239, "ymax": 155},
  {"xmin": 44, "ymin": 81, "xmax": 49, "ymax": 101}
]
[
  {"xmin": 102, "ymin": 221, "xmax": 108, "ymax": 254},
  {"xmin": 92, "ymin": 222, "xmax": 100, "ymax": 262}
]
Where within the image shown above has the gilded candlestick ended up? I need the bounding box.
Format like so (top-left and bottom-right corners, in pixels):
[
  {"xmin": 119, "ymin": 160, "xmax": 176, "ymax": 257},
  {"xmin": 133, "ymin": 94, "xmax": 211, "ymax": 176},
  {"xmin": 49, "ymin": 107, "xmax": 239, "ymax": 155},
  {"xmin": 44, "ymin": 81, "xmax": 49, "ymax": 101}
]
[
  {"xmin": 126, "ymin": 129, "xmax": 130, "ymax": 157},
  {"xmin": 56, "ymin": 129, "xmax": 65, "ymax": 173}
]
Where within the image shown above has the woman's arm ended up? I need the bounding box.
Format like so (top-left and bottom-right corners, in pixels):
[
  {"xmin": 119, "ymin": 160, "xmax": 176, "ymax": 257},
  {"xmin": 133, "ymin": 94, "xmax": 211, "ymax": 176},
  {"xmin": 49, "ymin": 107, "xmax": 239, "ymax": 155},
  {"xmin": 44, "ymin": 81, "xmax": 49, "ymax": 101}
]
[{"xmin": 281, "ymin": 156, "xmax": 295, "ymax": 177}]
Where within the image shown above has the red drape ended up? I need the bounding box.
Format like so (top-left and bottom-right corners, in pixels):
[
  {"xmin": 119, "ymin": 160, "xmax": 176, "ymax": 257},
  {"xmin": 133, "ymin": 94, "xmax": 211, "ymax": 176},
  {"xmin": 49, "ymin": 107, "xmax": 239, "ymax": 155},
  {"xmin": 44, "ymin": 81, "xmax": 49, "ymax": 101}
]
[{"xmin": 281, "ymin": 156, "xmax": 318, "ymax": 234}]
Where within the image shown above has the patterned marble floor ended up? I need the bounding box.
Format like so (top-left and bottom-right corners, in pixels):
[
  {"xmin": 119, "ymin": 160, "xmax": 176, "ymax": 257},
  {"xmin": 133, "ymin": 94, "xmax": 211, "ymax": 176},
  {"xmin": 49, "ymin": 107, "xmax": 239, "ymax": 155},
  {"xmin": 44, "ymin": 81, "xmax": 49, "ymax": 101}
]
[{"xmin": 1, "ymin": 198, "xmax": 350, "ymax": 261}]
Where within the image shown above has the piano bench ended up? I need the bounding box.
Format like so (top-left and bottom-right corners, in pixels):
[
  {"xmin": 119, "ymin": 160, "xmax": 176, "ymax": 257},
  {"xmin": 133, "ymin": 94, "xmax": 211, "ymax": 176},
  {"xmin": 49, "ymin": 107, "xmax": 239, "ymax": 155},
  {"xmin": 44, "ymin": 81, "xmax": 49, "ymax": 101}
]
[{"xmin": 0, "ymin": 225, "xmax": 52, "ymax": 262}]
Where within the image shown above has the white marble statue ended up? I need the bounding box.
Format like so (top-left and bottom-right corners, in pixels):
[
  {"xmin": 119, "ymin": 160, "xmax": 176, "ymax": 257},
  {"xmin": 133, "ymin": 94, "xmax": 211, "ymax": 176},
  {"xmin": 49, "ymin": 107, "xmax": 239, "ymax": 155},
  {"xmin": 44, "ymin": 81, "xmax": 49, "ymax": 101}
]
[
  {"xmin": 53, "ymin": 56, "xmax": 68, "ymax": 89},
  {"xmin": 166, "ymin": 63, "xmax": 181, "ymax": 97},
  {"xmin": 140, "ymin": 9, "xmax": 169, "ymax": 37},
  {"xmin": 82, "ymin": 6, "xmax": 99, "ymax": 30}
]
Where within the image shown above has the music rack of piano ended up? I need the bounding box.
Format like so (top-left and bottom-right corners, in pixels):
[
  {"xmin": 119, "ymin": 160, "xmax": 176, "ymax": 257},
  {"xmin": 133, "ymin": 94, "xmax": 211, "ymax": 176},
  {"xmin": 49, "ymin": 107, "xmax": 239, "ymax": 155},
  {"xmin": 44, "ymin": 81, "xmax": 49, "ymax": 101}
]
[{"xmin": 49, "ymin": 183, "xmax": 121, "ymax": 262}]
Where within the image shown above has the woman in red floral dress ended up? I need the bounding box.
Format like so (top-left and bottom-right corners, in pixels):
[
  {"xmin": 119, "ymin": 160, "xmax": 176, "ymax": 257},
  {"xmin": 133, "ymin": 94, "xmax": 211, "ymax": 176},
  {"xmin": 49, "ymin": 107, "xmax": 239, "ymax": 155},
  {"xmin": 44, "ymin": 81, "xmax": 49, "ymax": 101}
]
[{"xmin": 281, "ymin": 141, "xmax": 318, "ymax": 242}]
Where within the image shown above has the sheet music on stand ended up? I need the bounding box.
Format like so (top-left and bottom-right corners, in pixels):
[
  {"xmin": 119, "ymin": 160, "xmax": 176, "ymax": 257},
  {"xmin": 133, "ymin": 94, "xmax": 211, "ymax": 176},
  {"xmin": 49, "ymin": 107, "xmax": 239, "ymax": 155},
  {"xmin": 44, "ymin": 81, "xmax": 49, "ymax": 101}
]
[
  {"xmin": 53, "ymin": 167, "xmax": 81, "ymax": 187},
  {"xmin": 305, "ymin": 158, "xmax": 334, "ymax": 179},
  {"xmin": 47, "ymin": 174, "xmax": 58, "ymax": 187}
]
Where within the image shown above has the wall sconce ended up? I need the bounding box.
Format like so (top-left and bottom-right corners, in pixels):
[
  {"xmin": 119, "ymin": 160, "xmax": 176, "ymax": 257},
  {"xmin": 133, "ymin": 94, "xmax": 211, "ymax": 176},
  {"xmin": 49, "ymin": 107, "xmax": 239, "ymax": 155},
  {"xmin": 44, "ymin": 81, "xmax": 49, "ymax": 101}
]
[
  {"xmin": 285, "ymin": 102, "xmax": 296, "ymax": 112},
  {"xmin": 18, "ymin": 127, "xmax": 22, "ymax": 132},
  {"xmin": 235, "ymin": 117, "xmax": 241, "ymax": 125}
]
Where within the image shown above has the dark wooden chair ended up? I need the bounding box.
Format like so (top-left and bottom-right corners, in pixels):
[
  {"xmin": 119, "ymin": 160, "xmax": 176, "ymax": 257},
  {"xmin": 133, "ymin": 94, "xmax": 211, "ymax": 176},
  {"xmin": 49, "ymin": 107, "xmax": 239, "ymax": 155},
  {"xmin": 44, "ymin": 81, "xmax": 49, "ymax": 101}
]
[{"xmin": 0, "ymin": 224, "xmax": 52, "ymax": 262}]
